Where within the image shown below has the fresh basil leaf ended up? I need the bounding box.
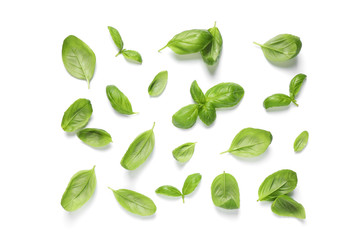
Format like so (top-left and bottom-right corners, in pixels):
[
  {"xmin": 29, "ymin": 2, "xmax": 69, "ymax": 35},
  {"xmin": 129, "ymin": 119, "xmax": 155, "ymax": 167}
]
[
  {"xmin": 294, "ymin": 131, "xmax": 309, "ymax": 152},
  {"xmin": 108, "ymin": 26, "xmax": 124, "ymax": 56},
  {"xmin": 190, "ymin": 80, "xmax": 206, "ymax": 104},
  {"xmin": 254, "ymin": 34, "xmax": 302, "ymax": 62},
  {"xmin": 61, "ymin": 98, "xmax": 93, "ymax": 132},
  {"xmin": 182, "ymin": 173, "xmax": 201, "ymax": 196},
  {"xmin": 121, "ymin": 123, "xmax": 155, "ymax": 170},
  {"xmin": 122, "ymin": 49, "xmax": 142, "ymax": 63},
  {"xmin": 258, "ymin": 169, "xmax": 298, "ymax": 201},
  {"xmin": 289, "ymin": 73, "xmax": 307, "ymax": 99},
  {"xmin": 221, "ymin": 127, "xmax": 272, "ymax": 157},
  {"xmin": 106, "ymin": 85, "xmax": 136, "ymax": 115},
  {"xmin": 198, "ymin": 102, "xmax": 216, "ymax": 126},
  {"xmin": 109, "ymin": 188, "xmax": 156, "ymax": 216},
  {"xmin": 77, "ymin": 128, "xmax": 112, "ymax": 148},
  {"xmin": 148, "ymin": 70, "xmax": 168, "ymax": 97},
  {"xmin": 205, "ymin": 82, "xmax": 244, "ymax": 108},
  {"xmin": 271, "ymin": 195, "xmax": 306, "ymax": 219},
  {"xmin": 263, "ymin": 94, "xmax": 293, "ymax": 109},
  {"xmin": 61, "ymin": 166, "xmax": 96, "ymax": 212},
  {"xmin": 155, "ymin": 185, "xmax": 182, "ymax": 197},
  {"xmin": 62, "ymin": 35, "xmax": 96, "ymax": 89},
  {"xmin": 201, "ymin": 22, "xmax": 223, "ymax": 65},
  {"xmin": 211, "ymin": 172, "xmax": 240, "ymax": 209},
  {"xmin": 159, "ymin": 29, "xmax": 213, "ymax": 55},
  {"xmin": 172, "ymin": 104, "xmax": 199, "ymax": 129},
  {"xmin": 172, "ymin": 142, "xmax": 196, "ymax": 163}
]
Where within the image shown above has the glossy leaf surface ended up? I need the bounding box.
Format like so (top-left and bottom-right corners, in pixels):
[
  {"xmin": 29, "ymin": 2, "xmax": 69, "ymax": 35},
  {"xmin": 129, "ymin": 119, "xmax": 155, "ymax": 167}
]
[
  {"xmin": 77, "ymin": 128, "xmax": 112, "ymax": 147},
  {"xmin": 106, "ymin": 85, "xmax": 136, "ymax": 115},
  {"xmin": 172, "ymin": 142, "xmax": 196, "ymax": 163},
  {"xmin": 108, "ymin": 26, "xmax": 124, "ymax": 54},
  {"xmin": 122, "ymin": 49, "xmax": 142, "ymax": 63},
  {"xmin": 61, "ymin": 98, "xmax": 93, "ymax": 132},
  {"xmin": 190, "ymin": 80, "xmax": 206, "ymax": 104},
  {"xmin": 172, "ymin": 104, "xmax": 199, "ymax": 129},
  {"xmin": 182, "ymin": 173, "xmax": 202, "ymax": 196},
  {"xmin": 205, "ymin": 83, "xmax": 244, "ymax": 108},
  {"xmin": 289, "ymin": 73, "xmax": 307, "ymax": 99},
  {"xmin": 148, "ymin": 70, "xmax": 168, "ymax": 97},
  {"xmin": 263, "ymin": 94, "xmax": 292, "ymax": 109},
  {"xmin": 271, "ymin": 195, "xmax": 306, "ymax": 219},
  {"xmin": 201, "ymin": 22, "xmax": 223, "ymax": 65},
  {"xmin": 198, "ymin": 102, "xmax": 216, "ymax": 126},
  {"xmin": 294, "ymin": 131, "xmax": 309, "ymax": 152},
  {"xmin": 155, "ymin": 185, "xmax": 182, "ymax": 197},
  {"xmin": 211, "ymin": 172, "xmax": 240, "ymax": 209}
]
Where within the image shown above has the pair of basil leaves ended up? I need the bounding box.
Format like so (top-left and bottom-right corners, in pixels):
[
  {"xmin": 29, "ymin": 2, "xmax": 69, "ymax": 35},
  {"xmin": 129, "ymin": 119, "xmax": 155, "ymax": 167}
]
[
  {"xmin": 264, "ymin": 73, "xmax": 307, "ymax": 109},
  {"xmin": 159, "ymin": 22, "xmax": 223, "ymax": 66},
  {"xmin": 173, "ymin": 81, "xmax": 244, "ymax": 129},
  {"xmin": 258, "ymin": 169, "xmax": 305, "ymax": 219}
]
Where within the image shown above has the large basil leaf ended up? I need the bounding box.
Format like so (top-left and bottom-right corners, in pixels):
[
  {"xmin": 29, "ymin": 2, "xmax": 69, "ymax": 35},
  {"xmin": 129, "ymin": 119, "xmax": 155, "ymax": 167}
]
[
  {"xmin": 148, "ymin": 70, "xmax": 168, "ymax": 97},
  {"xmin": 61, "ymin": 98, "xmax": 93, "ymax": 132},
  {"xmin": 258, "ymin": 169, "xmax": 298, "ymax": 201},
  {"xmin": 108, "ymin": 26, "xmax": 124, "ymax": 55},
  {"xmin": 294, "ymin": 131, "xmax": 309, "ymax": 152},
  {"xmin": 159, "ymin": 29, "xmax": 213, "ymax": 55},
  {"xmin": 271, "ymin": 195, "xmax": 306, "ymax": 219},
  {"xmin": 222, "ymin": 128, "xmax": 272, "ymax": 157},
  {"xmin": 205, "ymin": 83, "xmax": 244, "ymax": 108},
  {"xmin": 62, "ymin": 35, "xmax": 96, "ymax": 89},
  {"xmin": 211, "ymin": 172, "xmax": 240, "ymax": 209},
  {"xmin": 263, "ymin": 94, "xmax": 293, "ymax": 109},
  {"xmin": 109, "ymin": 188, "xmax": 156, "ymax": 216},
  {"xmin": 61, "ymin": 166, "xmax": 96, "ymax": 212},
  {"xmin": 122, "ymin": 49, "xmax": 142, "ymax": 64},
  {"xmin": 201, "ymin": 22, "xmax": 223, "ymax": 65},
  {"xmin": 254, "ymin": 34, "xmax": 302, "ymax": 62},
  {"xmin": 198, "ymin": 102, "xmax": 216, "ymax": 126},
  {"xmin": 172, "ymin": 104, "xmax": 199, "ymax": 129},
  {"xmin": 77, "ymin": 128, "xmax": 112, "ymax": 148},
  {"xmin": 121, "ymin": 123, "xmax": 155, "ymax": 170},
  {"xmin": 182, "ymin": 173, "xmax": 201, "ymax": 196},
  {"xmin": 106, "ymin": 85, "xmax": 136, "ymax": 115},
  {"xmin": 289, "ymin": 73, "xmax": 307, "ymax": 99},
  {"xmin": 155, "ymin": 185, "xmax": 182, "ymax": 197},
  {"xmin": 172, "ymin": 142, "xmax": 196, "ymax": 163},
  {"xmin": 190, "ymin": 80, "xmax": 206, "ymax": 104}
]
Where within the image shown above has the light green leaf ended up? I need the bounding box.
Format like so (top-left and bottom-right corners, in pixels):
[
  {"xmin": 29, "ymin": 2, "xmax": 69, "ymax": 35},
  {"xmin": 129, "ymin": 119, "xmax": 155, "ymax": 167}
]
[
  {"xmin": 294, "ymin": 131, "xmax": 309, "ymax": 152},
  {"xmin": 198, "ymin": 102, "xmax": 216, "ymax": 126},
  {"xmin": 122, "ymin": 49, "xmax": 142, "ymax": 63},
  {"xmin": 211, "ymin": 172, "xmax": 240, "ymax": 209},
  {"xmin": 148, "ymin": 70, "xmax": 168, "ymax": 97},
  {"xmin": 289, "ymin": 73, "xmax": 307, "ymax": 99},
  {"xmin": 77, "ymin": 128, "xmax": 112, "ymax": 147},
  {"xmin": 201, "ymin": 22, "xmax": 223, "ymax": 65},
  {"xmin": 172, "ymin": 142, "xmax": 196, "ymax": 163},
  {"xmin": 263, "ymin": 94, "xmax": 293, "ymax": 109},
  {"xmin": 108, "ymin": 26, "xmax": 124, "ymax": 55},
  {"xmin": 190, "ymin": 80, "xmax": 206, "ymax": 104},
  {"xmin": 271, "ymin": 195, "xmax": 306, "ymax": 219},
  {"xmin": 106, "ymin": 85, "xmax": 136, "ymax": 115},
  {"xmin": 182, "ymin": 173, "xmax": 202, "ymax": 196},
  {"xmin": 155, "ymin": 185, "xmax": 182, "ymax": 197},
  {"xmin": 172, "ymin": 104, "xmax": 199, "ymax": 129},
  {"xmin": 205, "ymin": 82, "xmax": 244, "ymax": 108},
  {"xmin": 61, "ymin": 98, "xmax": 93, "ymax": 132}
]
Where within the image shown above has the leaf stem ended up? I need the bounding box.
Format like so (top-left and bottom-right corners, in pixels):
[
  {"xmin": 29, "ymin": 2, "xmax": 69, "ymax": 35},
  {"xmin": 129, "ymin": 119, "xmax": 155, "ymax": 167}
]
[
  {"xmin": 220, "ymin": 150, "xmax": 229, "ymax": 154},
  {"xmin": 108, "ymin": 187, "xmax": 114, "ymax": 191},
  {"xmin": 182, "ymin": 195, "xmax": 185, "ymax": 203},
  {"xmin": 87, "ymin": 78, "xmax": 90, "ymax": 89},
  {"xmin": 214, "ymin": 21, "xmax": 217, "ymax": 28},
  {"xmin": 152, "ymin": 122, "xmax": 156, "ymax": 130},
  {"xmin": 115, "ymin": 51, "xmax": 122, "ymax": 57},
  {"xmin": 253, "ymin": 42, "xmax": 263, "ymax": 47},
  {"xmin": 292, "ymin": 99, "xmax": 299, "ymax": 107},
  {"xmin": 158, "ymin": 45, "xmax": 167, "ymax": 52}
]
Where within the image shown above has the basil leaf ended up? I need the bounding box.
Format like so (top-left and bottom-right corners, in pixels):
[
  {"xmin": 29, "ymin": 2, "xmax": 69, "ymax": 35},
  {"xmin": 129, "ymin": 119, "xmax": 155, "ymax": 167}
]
[
  {"xmin": 182, "ymin": 173, "xmax": 201, "ymax": 196},
  {"xmin": 106, "ymin": 85, "xmax": 136, "ymax": 115},
  {"xmin": 61, "ymin": 166, "xmax": 96, "ymax": 212},
  {"xmin": 190, "ymin": 80, "xmax": 206, "ymax": 104},
  {"xmin": 172, "ymin": 142, "xmax": 196, "ymax": 163},
  {"xmin": 289, "ymin": 73, "xmax": 307, "ymax": 99},
  {"xmin": 108, "ymin": 26, "xmax": 124, "ymax": 55},
  {"xmin": 159, "ymin": 29, "xmax": 213, "ymax": 55},
  {"xmin": 258, "ymin": 169, "xmax": 298, "ymax": 201},
  {"xmin": 109, "ymin": 188, "xmax": 157, "ymax": 216},
  {"xmin": 294, "ymin": 131, "xmax": 309, "ymax": 152},
  {"xmin": 263, "ymin": 94, "xmax": 293, "ymax": 109},
  {"xmin": 122, "ymin": 49, "xmax": 142, "ymax": 64},
  {"xmin": 211, "ymin": 172, "xmax": 240, "ymax": 209},
  {"xmin": 271, "ymin": 195, "xmax": 306, "ymax": 219},
  {"xmin": 77, "ymin": 128, "xmax": 112, "ymax": 148},
  {"xmin": 254, "ymin": 34, "xmax": 302, "ymax": 62},
  {"xmin": 62, "ymin": 35, "xmax": 96, "ymax": 89},
  {"xmin": 201, "ymin": 22, "xmax": 223, "ymax": 65},
  {"xmin": 61, "ymin": 98, "xmax": 93, "ymax": 132},
  {"xmin": 222, "ymin": 127, "xmax": 272, "ymax": 157},
  {"xmin": 148, "ymin": 70, "xmax": 168, "ymax": 97},
  {"xmin": 155, "ymin": 185, "xmax": 182, "ymax": 197},
  {"xmin": 172, "ymin": 104, "xmax": 199, "ymax": 129},
  {"xmin": 205, "ymin": 83, "xmax": 244, "ymax": 108},
  {"xmin": 121, "ymin": 123, "xmax": 155, "ymax": 170},
  {"xmin": 198, "ymin": 102, "xmax": 216, "ymax": 126}
]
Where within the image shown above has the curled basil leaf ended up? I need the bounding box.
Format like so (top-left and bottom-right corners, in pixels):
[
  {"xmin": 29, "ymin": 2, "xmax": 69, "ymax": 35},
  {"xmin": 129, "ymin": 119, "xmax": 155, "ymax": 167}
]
[
  {"xmin": 108, "ymin": 26, "xmax": 124, "ymax": 55},
  {"xmin": 271, "ymin": 195, "xmax": 306, "ymax": 219},
  {"xmin": 77, "ymin": 128, "xmax": 112, "ymax": 148},
  {"xmin": 289, "ymin": 73, "xmax": 307, "ymax": 99},
  {"xmin": 190, "ymin": 80, "xmax": 206, "ymax": 104},
  {"xmin": 61, "ymin": 98, "xmax": 93, "ymax": 132},
  {"xmin": 61, "ymin": 166, "xmax": 96, "ymax": 212},
  {"xmin": 122, "ymin": 49, "xmax": 142, "ymax": 64},
  {"xmin": 263, "ymin": 94, "xmax": 293, "ymax": 109},
  {"xmin": 198, "ymin": 102, "xmax": 216, "ymax": 126},
  {"xmin": 201, "ymin": 22, "xmax": 223, "ymax": 65},
  {"xmin": 211, "ymin": 172, "xmax": 240, "ymax": 209},
  {"xmin": 294, "ymin": 131, "xmax": 309, "ymax": 152},
  {"xmin": 172, "ymin": 142, "xmax": 196, "ymax": 163},
  {"xmin": 155, "ymin": 185, "xmax": 182, "ymax": 197},
  {"xmin": 172, "ymin": 104, "xmax": 199, "ymax": 129},
  {"xmin": 62, "ymin": 35, "xmax": 96, "ymax": 89},
  {"xmin": 106, "ymin": 85, "xmax": 137, "ymax": 115},
  {"xmin": 148, "ymin": 70, "xmax": 168, "ymax": 97},
  {"xmin": 205, "ymin": 82, "xmax": 244, "ymax": 108}
]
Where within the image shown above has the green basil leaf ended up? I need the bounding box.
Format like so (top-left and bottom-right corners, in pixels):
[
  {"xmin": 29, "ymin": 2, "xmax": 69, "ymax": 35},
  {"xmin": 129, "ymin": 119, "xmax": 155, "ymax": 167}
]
[
  {"xmin": 61, "ymin": 166, "xmax": 96, "ymax": 212},
  {"xmin": 289, "ymin": 73, "xmax": 307, "ymax": 99},
  {"xmin": 222, "ymin": 127, "xmax": 272, "ymax": 157},
  {"xmin": 201, "ymin": 22, "xmax": 223, "ymax": 65},
  {"xmin": 198, "ymin": 102, "xmax": 216, "ymax": 126},
  {"xmin": 155, "ymin": 185, "xmax": 182, "ymax": 197},
  {"xmin": 190, "ymin": 80, "xmax": 206, "ymax": 104},
  {"xmin": 109, "ymin": 188, "xmax": 157, "ymax": 216},
  {"xmin": 108, "ymin": 26, "xmax": 124, "ymax": 55},
  {"xmin": 271, "ymin": 195, "xmax": 306, "ymax": 219},
  {"xmin": 258, "ymin": 169, "xmax": 298, "ymax": 201},
  {"xmin": 263, "ymin": 94, "xmax": 292, "ymax": 109},
  {"xmin": 211, "ymin": 172, "xmax": 240, "ymax": 209},
  {"xmin": 61, "ymin": 98, "xmax": 93, "ymax": 132},
  {"xmin": 182, "ymin": 173, "xmax": 202, "ymax": 196},
  {"xmin": 172, "ymin": 142, "xmax": 196, "ymax": 163},
  {"xmin": 294, "ymin": 131, "xmax": 309, "ymax": 152},
  {"xmin": 172, "ymin": 104, "xmax": 199, "ymax": 129},
  {"xmin": 148, "ymin": 70, "xmax": 168, "ymax": 97},
  {"xmin": 77, "ymin": 128, "xmax": 112, "ymax": 148},
  {"xmin": 122, "ymin": 49, "xmax": 142, "ymax": 63},
  {"xmin": 121, "ymin": 123, "xmax": 155, "ymax": 170},
  {"xmin": 205, "ymin": 82, "xmax": 244, "ymax": 108},
  {"xmin": 62, "ymin": 35, "xmax": 96, "ymax": 89},
  {"xmin": 106, "ymin": 85, "xmax": 136, "ymax": 115},
  {"xmin": 254, "ymin": 34, "xmax": 302, "ymax": 62},
  {"xmin": 159, "ymin": 29, "xmax": 213, "ymax": 55}
]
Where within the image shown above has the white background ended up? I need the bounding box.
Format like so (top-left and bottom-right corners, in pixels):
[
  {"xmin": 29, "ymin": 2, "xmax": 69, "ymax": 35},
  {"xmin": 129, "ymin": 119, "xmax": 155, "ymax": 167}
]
[{"xmin": 0, "ymin": 0, "xmax": 359, "ymax": 239}]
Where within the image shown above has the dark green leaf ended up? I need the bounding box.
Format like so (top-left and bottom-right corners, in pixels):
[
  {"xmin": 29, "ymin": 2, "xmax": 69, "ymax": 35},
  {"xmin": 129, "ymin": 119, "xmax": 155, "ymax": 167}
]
[
  {"xmin": 172, "ymin": 142, "xmax": 196, "ymax": 163},
  {"xmin": 198, "ymin": 102, "xmax": 216, "ymax": 126},
  {"xmin": 108, "ymin": 26, "xmax": 124, "ymax": 55},
  {"xmin": 155, "ymin": 185, "xmax": 182, "ymax": 197},
  {"xmin": 271, "ymin": 195, "xmax": 306, "ymax": 219},
  {"xmin": 211, "ymin": 172, "xmax": 240, "ymax": 209},
  {"xmin": 289, "ymin": 73, "xmax": 307, "ymax": 99},
  {"xmin": 182, "ymin": 173, "xmax": 201, "ymax": 196},
  {"xmin": 148, "ymin": 70, "xmax": 168, "ymax": 97},
  {"xmin": 122, "ymin": 49, "xmax": 142, "ymax": 63},
  {"xmin": 172, "ymin": 104, "xmax": 199, "ymax": 129},
  {"xmin": 190, "ymin": 80, "xmax": 206, "ymax": 104},
  {"xmin": 61, "ymin": 98, "xmax": 93, "ymax": 132},
  {"xmin": 201, "ymin": 22, "xmax": 223, "ymax": 65},
  {"xmin": 77, "ymin": 128, "xmax": 112, "ymax": 147},
  {"xmin": 294, "ymin": 131, "xmax": 309, "ymax": 152},
  {"xmin": 106, "ymin": 85, "xmax": 136, "ymax": 115},
  {"xmin": 263, "ymin": 94, "xmax": 292, "ymax": 109},
  {"xmin": 205, "ymin": 82, "xmax": 244, "ymax": 108}
]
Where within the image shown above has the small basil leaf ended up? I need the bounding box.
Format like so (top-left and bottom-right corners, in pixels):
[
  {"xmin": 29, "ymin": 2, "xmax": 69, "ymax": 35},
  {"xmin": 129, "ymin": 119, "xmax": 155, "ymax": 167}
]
[
  {"xmin": 211, "ymin": 172, "xmax": 240, "ymax": 209},
  {"xmin": 121, "ymin": 123, "xmax": 155, "ymax": 170},
  {"xmin": 198, "ymin": 102, "xmax": 216, "ymax": 126},
  {"xmin": 289, "ymin": 73, "xmax": 307, "ymax": 99},
  {"xmin": 263, "ymin": 94, "xmax": 292, "ymax": 109},
  {"xmin": 159, "ymin": 29, "xmax": 213, "ymax": 55},
  {"xmin": 108, "ymin": 26, "xmax": 124, "ymax": 55},
  {"xmin": 122, "ymin": 49, "xmax": 142, "ymax": 64},
  {"xmin": 155, "ymin": 185, "xmax": 182, "ymax": 197},
  {"xmin": 62, "ymin": 35, "xmax": 96, "ymax": 89},
  {"xmin": 294, "ymin": 131, "xmax": 309, "ymax": 152},
  {"xmin": 254, "ymin": 34, "xmax": 302, "ymax": 62},
  {"xmin": 61, "ymin": 98, "xmax": 93, "ymax": 132},
  {"xmin": 109, "ymin": 188, "xmax": 156, "ymax": 216},
  {"xmin": 148, "ymin": 70, "xmax": 168, "ymax": 97},
  {"xmin": 205, "ymin": 82, "xmax": 244, "ymax": 108},
  {"xmin": 271, "ymin": 195, "xmax": 306, "ymax": 219},
  {"xmin": 106, "ymin": 85, "xmax": 136, "ymax": 115},
  {"xmin": 201, "ymin": 22, "xmax": 223, "ymax": 65},
  {"xmin": 222, "ymin": 127, "xmax": 272, "ymax": 157},
  {"xmin": 190, "ymin": 80, "xmax": 206, "ymax": 104},
  {"xmin": 172, "ymin": 104, "xmax": 199, "ymax": 129},
  {"xmin": 182, "ymin": 173, "xmax": 202, "ymax": 196},
  {"xmin": 77, "ymin": 128, "xmax": 112, "ymax": 148},
  {"xmin": 61, "ymin": 166, "xmax": 96, "ymax": 212},
  {"xmin": 258, "ymin": 169, "xmax": 298, "ymax": 201},
  {"xmin": 172, "ymin": 142, "xmax": 196, "ymax": 163}
]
